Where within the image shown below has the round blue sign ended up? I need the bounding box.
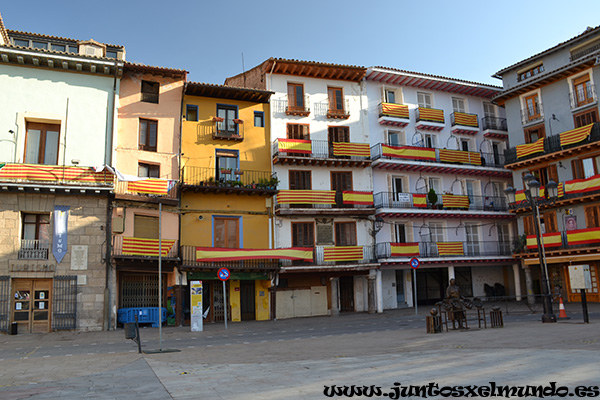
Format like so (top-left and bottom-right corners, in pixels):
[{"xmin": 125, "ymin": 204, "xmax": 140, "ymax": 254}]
[
  {"xmin": 410, "ymin": 257, "xmax": 420, "ymax": 269},
  {"xmin": 218, "ymin": 267, "xmax": 230, "ymax": 281}
]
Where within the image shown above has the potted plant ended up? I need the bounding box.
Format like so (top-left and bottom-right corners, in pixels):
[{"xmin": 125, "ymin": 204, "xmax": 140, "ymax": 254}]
[
  {"xmin": 268, "ymin": 176, "xmax": 280, "ymax": 189},
  {"xmin": 427, "ymin": 188, "xmax": 438, "ymax": 208},
  {"xmin": 220, "ymin": 168, "xmax": 232, "ymax": 174},
  {"xmin": 233, "ymin": 118, "xmax": 243, "ymax": 124},
  {"xmin": 207, "ymin": 176, "xmax": 215, "ymax": 185},
  {"xmin": 234, "ymin": 169, "xmax": 244, "ymax": 176},
  {"xmin": 212, "ymin": 116, "xmax": 224, "ymax": 122}
]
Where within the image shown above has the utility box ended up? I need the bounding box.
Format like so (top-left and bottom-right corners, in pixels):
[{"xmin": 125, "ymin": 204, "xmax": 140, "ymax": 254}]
[{"xmin": 569, "ymin": 265, "xmax": 592, "ymax": 290}]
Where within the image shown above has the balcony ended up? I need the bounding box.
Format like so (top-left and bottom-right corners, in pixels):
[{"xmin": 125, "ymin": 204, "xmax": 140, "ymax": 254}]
[
  {"xmin": 450, "ymin": 112, "xmax": 479, "ymax": 135},
  {"xmin": 520, "ymin": 103, "xmax": 544, "ymax": 125},
  {"xmin": 114, "ymin": 179, "xmax": 178, "ymax": 204},
  {"xmin": 181, "ymin": 166, "xmax": 277, "ymax": 196},
  {"xmin": 180, "ymin": 246, "xmax": 280, "ymax": 270},
  {"xmin": 376, "ymin": 241, "xmax": 514, "ymax": 260},
  {"xmin": 272, "ymin": 96, "xmax": 311, "ymax": 117},
  {"xmin": 517, "ymin": 227, "xmax": 600, "ymax": 257},
  {"xmin": 18, "ymin": 240, "xmax": 49, "ymax": 260},
  {"xmin": 569, "ymin": 84, "xmax": 597, "ymax": 110},
  {"xmin": 481, "ymin": 116, "xmax": 508, "ymax": 139},
  {"xmin": 314, "ymin": 100, "xmax": 350, "ymax": 119},
  {"xmin": 275, "ymin": 190, "xmax": 375, "ymax": 216},
  {"xmin": 280, "ymin": 245, "xmax": 376, "ymax": 271},
  {"xmin": 505, "ymin": 122, "xmax": 600, "ymax": 166},
  {"xmin": 378, "ymin": 102, "xmax": 410, "ymax": 127},
  {"xmin": 415, "ymin": 107, "xmax": 445, "ymax": 131},
  {"xmin": 370, "ymin": 143, "xmax": 508, "ymax": 175},
  {"xmin": 0, "ymin": 163, "xmax": 114, "ymax": 194},
  {"xmin": 212, "ymin": 119, "xmax": 244, "ymax": 141},
  {"xmin": 112, "ymin": 236, "xmax": 178, "ymax": 259},
  {"xmin": 272, "ymin": 139, "xmax": 371, "ymax": 167}
]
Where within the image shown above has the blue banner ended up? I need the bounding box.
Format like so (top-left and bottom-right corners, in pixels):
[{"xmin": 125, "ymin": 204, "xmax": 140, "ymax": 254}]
[{"xmin": 53, "ymin": 205, "xmax": 69, "ymax": 263}]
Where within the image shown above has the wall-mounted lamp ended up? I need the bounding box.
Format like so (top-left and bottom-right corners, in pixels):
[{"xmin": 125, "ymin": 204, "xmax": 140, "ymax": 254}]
[{"xmin": 374, "ymin": 216, "xmax": 384, "ymax": 234}]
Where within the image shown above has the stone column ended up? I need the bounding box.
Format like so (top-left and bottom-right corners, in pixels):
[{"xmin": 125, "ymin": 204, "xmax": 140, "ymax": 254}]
[
  {"xmin": 330, "ymin": 277, "xmax": 340, "ymax": 317},
  {"xmin": 447, "ymin": 266, "xmax": 455, "ymax": 281},
  {"xmin": 512, "ymin": 264, "xmax": 522, "ymax": 301},
  {"xmin": 375, "ymin": 269, "xmax": 383, "ymax": 313},
  {"xmin": 523, "ymin": 264, "xmax": 535, "ymax": 307},
  {"xmin": 367, "ymin": 276, "xmax": 376, "ymax": 314}
]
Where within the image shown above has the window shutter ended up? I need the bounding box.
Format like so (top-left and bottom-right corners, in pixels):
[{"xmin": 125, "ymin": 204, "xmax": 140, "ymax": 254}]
[
  {"xmin": 572, "ymin": 159, "xmax": 584, "ymax": 179},
  {"xmin": 585, "ymin": 205, "xmax": 600, "ymax": 228},
  {"xmin": 523, "ymin": 215, "xmax": 534, "ymax": 236},
  {"xmin": 134, "ymin": 215, "xmax": 159, "ymax": 239},
  {"xmin": 542, "ymin": 211, "xmax": 558, "ymax": 233},
  {"xmin": 548, "ymin": 164, "xmax": 558, "ymax": 184}
]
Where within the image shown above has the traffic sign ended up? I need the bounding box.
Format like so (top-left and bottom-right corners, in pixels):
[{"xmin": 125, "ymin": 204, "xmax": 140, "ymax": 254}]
[
  {"xmin": 217, "ymin": 267, "xmax": 230, "ymax": 281},
  {"xmin": 410, "ymin": 257, "xmax": 420, "ymax": 269}
]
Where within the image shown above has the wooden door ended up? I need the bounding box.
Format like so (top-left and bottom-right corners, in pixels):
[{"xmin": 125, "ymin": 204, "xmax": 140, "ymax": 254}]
[
  {"xmin": 240, "ymin": 280, "xmax": 255, "ymax": 321},
  {"xmin": 12, "ymin": 279, "xmax": 52, "ymax": 333},
  {"xmin": 339, "ymin": 276, "xmax": 354, "ymax": 312}
]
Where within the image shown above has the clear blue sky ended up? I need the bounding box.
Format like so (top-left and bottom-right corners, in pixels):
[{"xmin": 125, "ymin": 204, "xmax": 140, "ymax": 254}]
[{"xmin": 2, "ymin": 1, "xmax": 600, "ymax": 86}]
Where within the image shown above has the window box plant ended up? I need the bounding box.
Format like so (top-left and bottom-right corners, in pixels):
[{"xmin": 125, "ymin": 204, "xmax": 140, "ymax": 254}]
[
  {"xmin": 220, "ymin": 168, "xmax": 232, "ymax": 174},
  {"xmin": 212, "ymin": 116, "xmax": 224, "ymax": 122},
  {"xmin": 233, "ymin": 118, "xmax": 243, "ymax": 124}
]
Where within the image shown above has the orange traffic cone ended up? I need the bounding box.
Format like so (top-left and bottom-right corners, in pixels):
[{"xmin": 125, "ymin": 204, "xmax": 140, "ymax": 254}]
[{"xmin": 558, "ymin": 296, "xmax": 570, "ymax": 319}]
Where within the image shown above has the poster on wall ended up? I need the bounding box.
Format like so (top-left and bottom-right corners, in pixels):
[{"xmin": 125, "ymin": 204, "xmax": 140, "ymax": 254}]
[{"xmin": 190, "ymin": 280, "xmax": 203, "ymax": 332}]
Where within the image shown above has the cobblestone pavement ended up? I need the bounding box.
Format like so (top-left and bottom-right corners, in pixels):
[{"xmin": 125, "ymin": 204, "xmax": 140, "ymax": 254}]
[{"xmin": 0, "ymin": 302, "xmax": 598, "ymax": 399}]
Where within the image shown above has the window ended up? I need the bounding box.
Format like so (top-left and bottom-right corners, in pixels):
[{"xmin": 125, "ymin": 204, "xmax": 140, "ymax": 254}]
[
  {"xmin": 394, "ymin": 223, "xmax": 407, "ymax": 243},
  {"xmin": 460, "ymin": 139, "xmax": 470, "ymax": 152},
  {"xmin": 497, "ymin": 224, "xmax": 511, "ymax": 254},
  {"xmin": 141, "ymin": 80, "xmax": 159, "ymax": 104},
  {"xmin": 287, "ymin": 123, "xmax": 310, "ymax": 140},
  {"xmin": 417, "ymin": 92, "xmax": 432, "ymax": 108},
  {"xmin": 585, "ymin": 204, "xmax": 600, "ymax": 228},
  {"xmin": 214, "ymin": 217, "xmax": 240, "ymax": 248},
  {"xmin": 327, "ymin": 87, "xmax": 345, "ymax": 113},
  {"xmin": 384, "ymin": 89, "xmax": 396, "ymax": 104},
  {"xmin": 541, "ymin": 211, "xmax": 558, "ymax": 233},
  {"xmin": 138, "ymin": 163, "xmax": 160, "ymax": 178},
  {"xmin": 483, "ymin": 102, "xmax": 496, "ymax": 118},
  {"xmin": 524, "ymin": 124, "xmax": 545, "ymax": 144},
  {"xmin": 289, "ymin": 170, "xmax": 311, "ymax": 190},
  {"xmin": 328, "ymin": 126, "xmax": 350, "ymax": 157},
  {"xmin": 518, "ymin": 64, "xmax": 544, "ymax": 81},
  {"xmin": 13, "ymin": 38, "xmax": 29, "ymax": 47},
  {"xmin": 331, "ymin": 171, "xmax": 353, "ymax": 207},
  {"xmin": 51, "ymin": 44, "xmax": 66, "ymax": 52},
  {"xmin": 452, "ymin": 97, "xmax": 466, "ymax": 113},
  {"xmin": 528, "ymin": 164, "xmax": 558, "ymax": 189},
  {"xmin": 139, "ymin": 119, "xmax": 158, "ymax": 151},
  {"xmin": 254, "ymin": 112, "xmax": 264, "ymax": 127},
  {"xmin": 134, "ymin": 215, "xmax": 159, "ymax": 238},
  {"xmin": 24, "ymin": 122, "xmax": 60, "ymax": 165},
  {"xmin": 32, "ymin": 41, "xmax": 47, "ymax": 49},
  {"xmin": 20, "ymin": 213, "xmax": 50, "ymax": 259},
  {"xmin": 428, "ymin": 222, "xmax": 444, "ymax": 244},
  {"xmin": 524, "ymin": 94, "xmax": 541, "ymax": 121},
  {"xmin": 572, "ymin": 157, "xmax": 598, "ymax": 180},
  {"xmin": 292, "ymin": 222, "xmax": 314, "ymax": 247},
  {"xmin": 465, "ymin": 223, "xmax": 480, "ymax": 255},
  {"xmin": 335, "ymin": 222, "xmax": 357, "ymax": 246},
  {"xmin": 106, "ymin": 50, "xmax": 118, "ymax": 59},
  {"xmin": 186, "ymin": 105, "xmax": 198, "ymax": 121},
  {"xmin": 216, "ymin": 149, "xmax": 238, "ymax": 181},
  {"xmin": 216, "ymin": 104, "xmax": 238, "ymax": 136},
  {"xmin": 287, "ymin": 83, "xmax": 305, "ymax": 111},
  {"xmin": 573, "ymin": 75, "xmax": 594, "ymax": 107},
  {"xmin": 424, "ymin": 133, "xmax": 437, "ymax": 149},
  {"xmin": 574, "ymin": 109, "xmax": 598, "ymax": 128},
  {"xmin": 387, "ymin": 130, "xmax": 404, "ymax": 146}
]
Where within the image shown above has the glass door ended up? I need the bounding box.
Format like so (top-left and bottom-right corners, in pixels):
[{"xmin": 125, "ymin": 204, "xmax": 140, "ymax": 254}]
[{"xmin": 12, "ymin": 279, "xmax": 52, "ymax": 333}]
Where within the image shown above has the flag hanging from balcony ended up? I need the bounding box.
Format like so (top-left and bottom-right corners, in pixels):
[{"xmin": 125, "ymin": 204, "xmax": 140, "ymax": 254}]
[
  {"xmin": 514, "ymin": 190, "xmax": 526, "ymax": 203},
  {"xmin": 323, "ymin": 246, "xmax": 364, "ymax": 262},
  {"xmin": 0, "ymin": 164, "xmax": 113, "ymax": 184},
  {"xmin": 438, "ymin": 149, "xmax": 482, "ymax": 165},
  {"xmin": 559, "ymin": 123, "xmax": 593, "ymax": 147},
  {"xmin": 437, "ymin": 242, "xmax": 464, "ymax": 256},
  {"xmin": 342, "ymin": 191, "xmax": 374, "ymax": 205},
  {"xmin": 413, "ymin": 193, "xmax": 427, "ymax": 208},
  {"xmin": 441, "ymin": 194, "xmax": 469, "ymax": 208},
  {"xmin": 526, "ymin": 232, "xmax": 562, "ymax": 250},
  {"xmin": 127, "ymin": 179, "xmax": 173, "ymax": 195},
  {"xmin": 195, "ymin": 247, "xmax": 314, "ymax": 261},
  {"xmin": 277, "ymin": 139, "xmax": 312, "ymax": 154},
  {"xmin": 277, "ymin": 190, "xmax": 336, "ymax": 205},
  {"xmin": 332, "ymin": 142, "xmax": 370, "ymax": 157},
  {"xmin": 418, "ymin": 107, "xmax": 444, "ymax": 123},
  {"xmin": 516, "ymin": 138, "xmax": 544, "ymax": 158},
  {"xmin": 123, "ymin": 237, "xmax": 176, "ymax": 257},
  {"xmin": 381, "ymin": 145, "xmax": 436, "ymax": 161},
  {"xmin": 453, "ymin": 112, "xmax": 479, "ymax": 127},
  {"xmin": 558, "ymin": 182, "xmax": 565, "ymax": 198},
  {"xmin": 563, "ymin": 174, "xmax": 600, "ymax": 195},
  {"xmin": 381, "ymin": 103, "xmax": 409, "ymax": 118},
  {"xmin": 567, "ymin": 227, "xmax": 600, "ymax": 246},
  {"xmin": 390, "ymin": 242, "xmax": 419, "ymax": 257}
]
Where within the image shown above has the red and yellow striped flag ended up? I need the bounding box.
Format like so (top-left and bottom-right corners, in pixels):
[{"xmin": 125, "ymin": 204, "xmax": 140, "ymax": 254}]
[
  {"xmin": 567, "ymin": 227, "xmax": 600, "ymax": 246},
  {"xmin": 564, "ymin": 174, "xmax": 600, "ymax": 195},
  {"xmin": 127, "ymin": 179, "xmax": 171, "ymax": 195},
  {"xmin": 342, "ymin": 191, "xmax": 373, "ymax": 205},
  {"xmin": 381, "ymin": 103, "xmax": 409, "ymax": 118},
  {"xmin": 122, "ymin": 237, "xmax": 176, "ymax": 257},
  {"xmin": 439, "ymin": 149, "xmax": 482, "ymax": 165},
  {"xmin": 516, "ymin": 138, "xmax": 544, "ymax": 158},
  {"xmin": 515, "ymin": 190, "xmax": 526, "ymax": 203},
  {"xmin": 278, "ymin": 139, "xmax": 312, "ymax": 154},
  {"xmin": 332, "ymin": 142, "xmax": 370, "ymax": 157},
  {"xmin": 277, "ymin": 190, "xmax": 336, "ymax": 205},
  {"xmin": 559, "ymin": 123, "xmax": 593, "ymax": 147},
  {"xmin": 453, "ymin": 112, "xmax": 479, "ymax": 127},
  {"xmin": 418, "ymin": 107, "xmax": 444, "ymax": 123},
  {"xmin": 437, "ymin": 242, "xmax": 464, "ymax": 256},
  {"xmin": 323, "ymin": 246, "xmax": 364, "ymax": 262},
  {"xmin": 558, "ymin": 182, "xmax": 565, "ymax": 198},
  {"xmin": 195, "ymin": 247, "xmax": 314, "ymax": 261},
  {"xmin": 0, "ymin": 164, "xmax": 112, "ymax": 184},
  {"xmin": 413, "ymin": 193, "xmax": 427, "ymax": 208},
  {"xmin": 390, "ymin": 242, "xmax": 419, "ymax": 257},
  {"xmin": 381, "ymin": 145, "xmax": 436, "ymax": 161},
  {"xmin": 441, "ymin": 194, "xmax": 469, "ymax": 208},
  {"xmin": 526, "ymin": 232, "xmax": 562, "ymax": 249}
]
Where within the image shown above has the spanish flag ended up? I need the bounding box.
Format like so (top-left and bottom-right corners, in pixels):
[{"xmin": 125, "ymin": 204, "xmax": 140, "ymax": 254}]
[
  {"xmin": 567, "ymin": 227, "xmax": 600, "ymax": 246},
  {"xmin": 381, "ymin": 145, "xmax": 436, "ymax": 161},
  {"xmin": 195, "ymin": 247, "xmax": 314, "ymax": 261},
  {"xmin": 418, "ymin": 107, "xmax": 444, "ymax": 123},
  {"xmin": 515, "ymin": 190, "xmax": 526, "ymax": 203},
  {"xmin": 516, "ymin": 138, "xmax": 544, "ymax": 158},
  {"xmin": 439, "ymin": 149, "xmax": 482, "ymax": 165},
  {"xmin": 278, "ymin": 139, "xmax": 312, "ymax": 154},
  {"xmin": 437, "ymin": 242, "xmax": 464, "ymax": 256},
  {"xmin": 526, "ymin": 232, "xmax": 562, "ymax": 249},
  {"xmin": 381, "ymin": 103, "xmax": 409, "ymax": 118},
  {"xmin": 323, "ymin": 246, "xmax": 364, "ymax": 262},
  {"xmin": 0, "ymin": 164, "xmax": 113, "ymax": 184},
  {"xmin": 277, "ymin": 190, "xmax": 336, "ymax": 205},
  {"xmin": 342, "ymin": 191, "xmax": 373, "ymax": 205},
  {"xmin": 559, "ymin": 123, "xmax": 593, "ymax": 147},
  {"xmin": 390, "ymin": 242, "xmax": 419, "ymax": 257},
  {"xmin": 332, "ymin": 142, "xmax": 370, "ymax": 157},
  {"xmin": 127, "ymin": 179, "xmax": 171, "ymax": 195},
  {"xmin": 122, "ymin": 237, "xmax": 176, "ymax": 257},
  {"xmin": 441, "ymin": 194, "xmax": 469, "ymax": 208},
  {"xmin": 564, "ymin": 175, "xmax": 600, "ymax": 195},
  {"xmin": 413, "ymin": 193, "xmax": 427, "ymax": 208},
  {"xmin": 453, "ymin": 112, "xmax": 479, "ymax": 127}
]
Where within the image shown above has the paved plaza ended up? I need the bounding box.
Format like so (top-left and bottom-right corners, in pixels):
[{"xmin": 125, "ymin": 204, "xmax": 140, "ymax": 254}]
[{"xmin": 0, "ymin": 302, "xmax": 599, "ymax": 399}]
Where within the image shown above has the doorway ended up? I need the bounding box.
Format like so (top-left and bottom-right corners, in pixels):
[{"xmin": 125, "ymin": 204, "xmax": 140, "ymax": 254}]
[
  {"xmin": 339, "ymin": 276, "xmax": 354, "ymax": 312},
  {"xmin": 12, "ymin": 279, "xmax": 52, "ymax": 333},
  {"xmin": 240, "ymin": 280, "xmax": 256, "ymax": 321}
]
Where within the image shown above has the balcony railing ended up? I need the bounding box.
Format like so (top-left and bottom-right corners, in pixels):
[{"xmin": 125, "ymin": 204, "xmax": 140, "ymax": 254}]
[
  {"xmin": 520, "ymin": 103, "xmax": 544, "ymax": 125},
  {"xmin": 370, "ymin": 143, "xmax": 506, "ymax": 168},
  {"xmin": 376, "ymin": 240, "xmax": 513, "ymax": 259},
  {"xmin": 374, "ymin": 191, "xmax": 508, "ymax": 212},
  {"xmin": 18, "ymin": 240, "xmax": 49, "ymax": 260},
  {"xmin": 112, "ymin": 236, "xmax": 178, "ymax": 258},
  {"xmin": 416, "ymin": 107, "xmax": 445, "ymax": 124},
  {"xmin": 570, "ymin": 43, "xmax": 600, "ymax": 61},
  {"xmin": 451, "ymin": 112, "xmax": 479, "ymax": 128},
  {"xmin": 0, "ymin": 163, "xmax": 114, "ymax": 186},
  {"xmin": 181, "ymin": 246, "xmax": 279, "ymax": 269},
  {"xmin": 314, "ymin": 100, "xmax": 350, "ymax": 119},
  {"xmin": 275, "ymin": 190, "xmax": 374, "ymax": 211},
  {"xmin": 114, "ymin": 180, "xmax": 178, "ymax": 200},
  {"xmin": 272, "ymin": 139, "xmax": 371, "ymax": 161},
  {"xmin": 182, "ymin": 166, "xmax": 277, "ymax": 191},
  {"xmin": 569, "ymin": 83, "xmax": 597, "ymax": 109},
  {"xmin": 481, "ymin": 116, "xmax": 508, "ymax": 131},
  {"xmin": 519, "ymin": 226, "xmax": 600, "ymax": 254},
  {"xmin": 280, "ymin": 245, "xmax": 375, "ymax": 267},
  {"xmin": 505, "ymin": 122, "xmax": 600, "ymax": 164},
  {"xmin": 379, "ymin": 102, "xmax": 409, "ymax": 119},
  {"xmin": 212, "ymin": 120, "xmax": 244, "ymax": 141}
]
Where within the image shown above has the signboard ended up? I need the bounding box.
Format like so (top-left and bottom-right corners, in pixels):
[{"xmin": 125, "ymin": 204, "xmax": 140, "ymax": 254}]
[
  {"xmin": 395, "ymin": 193, "xmax": 411, "ymax": 203},
  {"xmin": 410, "ymin": 257, "xmax": 420, "ymax": 269},
  {"xmin": 190, "ymin": 280, "xmax": 203, "ymax": 332},
  {"xmin": 569, "ymin": 265, "xmax": 592, "ymax": 290},
  {"xmin": 218, "ymin": 267, "xmax": 230, "ymax": 281}
]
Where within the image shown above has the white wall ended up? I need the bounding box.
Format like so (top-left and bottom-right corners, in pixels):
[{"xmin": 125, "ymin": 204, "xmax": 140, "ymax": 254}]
[{"xmin": 471, "ymin": 265, "xmax": 505, "ymax": 298}]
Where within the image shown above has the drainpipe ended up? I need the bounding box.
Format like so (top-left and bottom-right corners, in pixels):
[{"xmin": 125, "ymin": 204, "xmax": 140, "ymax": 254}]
[{"xmin": 178, "ymin": 78, "xmax": 186, "ymax": 326}]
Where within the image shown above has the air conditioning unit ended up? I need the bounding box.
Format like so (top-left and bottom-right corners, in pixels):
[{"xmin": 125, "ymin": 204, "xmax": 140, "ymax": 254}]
[{"xmin": 112, "ymin": 217, "xmax": 124, "ymax": 233}]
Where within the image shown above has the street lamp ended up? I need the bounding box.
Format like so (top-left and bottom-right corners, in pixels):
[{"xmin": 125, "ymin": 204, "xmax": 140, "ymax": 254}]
[{"xmin": 505, "ymin": 174, "xmax": 558, "ymax": 323}]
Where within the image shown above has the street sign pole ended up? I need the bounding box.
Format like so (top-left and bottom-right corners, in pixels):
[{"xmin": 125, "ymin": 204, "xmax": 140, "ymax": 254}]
[
  {"xmin": 410, "ymin": 258, "xmax": 420, "ymax": 316},
  {"xmin": 223, "ymin": 280, "xmax": 228, "ymax": 330},
  {"xmin": 218, "ymin": 267, "xmax": 230, "ymax": 330}
]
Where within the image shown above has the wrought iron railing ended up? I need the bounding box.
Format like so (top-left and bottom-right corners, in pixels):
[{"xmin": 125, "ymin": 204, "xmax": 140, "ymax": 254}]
[
  {"xmin": 569, "ymin": 83, "xmax": 597, "ymax": 109},
  {"xmin": 570, "ymin": 44, "xmax": 600, "ymax": 61},
  {"xmin": 272, "ymin": 139, "xmax": 371, "ymax": 161},
  {"xmin": 518, "ymin": 227, "xmax": 600, "ymax": 254},
  {"xmin": 275, "ymin": 190, "xmax": 374, "ymax": 210},
  {"xmin": 18, "ymin": 240, "xmax": 49, "ymax": 259},
  {"xmin": 212, "ymin": 120, "xmax": 244, "ymax": 140},
  {"xmin": 415, "ymin": 107, "xmax": 445, "ymax": 123},
  {"xmin": 520, "ymin": 103, "xmax": 544, "ymax": 125},
  {"xmin": 280, "ymin": 245, "xmax": 375, "ymax": 266},
  {"xmin": 481, "ymin": 116, "xmax": 507, "ymax": 131},
  {"xmin": 182, "ymin": 166, "xmax": 277, "ymax": 190},
  {"xmin": 374, "ymin": 191, "xmax": 508, "ymax": 211},
  {"xmin": 272, "ymin": 96, "xmax": 311, "ymax": 115},
  {"xmin": 112, "ymin": 236, "xmax": 179, "ymax": 258},
  {"xmin": 52, "ymin": 275, "xmax": 77, "ymax": 331},
  {"xmin": 181, "ymin": 246, "xmax": 280, "ymax": 269},
  {"xmin": 314, "ymin": 100, "xmax": 350, "ymax": 118},
  {"xmin": 376, "ymin": 241, "xmax": 514, "ymax": 259},
  {"xmin": 450, "ymin": 112, "xmax": 479, "ymax": 128},
  {"xmin": 114, "ymin": 180, "xmax": 178, "ymax": 200}
]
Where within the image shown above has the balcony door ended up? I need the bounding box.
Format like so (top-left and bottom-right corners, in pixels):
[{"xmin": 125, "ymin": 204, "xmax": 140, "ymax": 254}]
[
  {"xmin": 331, "ymin": 171, "xmax": 352, "ymax": 208},
  {"xmin": 287, "ymin": 83, "xmax": 305, "ymax": 112},
  {"xmin": 24, "ymin": 122, "xmax": 60, "ymax": 165},
  {"xmin": 573, "ymin": 75, "xmax": 593, "ymax": 107},
  {"xmin": 465, "ymin": 223, "xmax": 480, "ymax": 256},
  {"xmin": 328, "ymin": 126, "xmax": 349, "ymax": 157},
  {"xmin": 327, "ymin": 87, "xmax": 344, "ymax": 114},
  {"xmin": 216, "ymin": 150, "xmax": 239, "ymax": 182},
  {"xmin": 20, "ymin": 213, "xmax": 50, "ymax": 260},
  {"xmin": 525, "ymin": 94, "xmax": 540, "ymax": 121}
]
